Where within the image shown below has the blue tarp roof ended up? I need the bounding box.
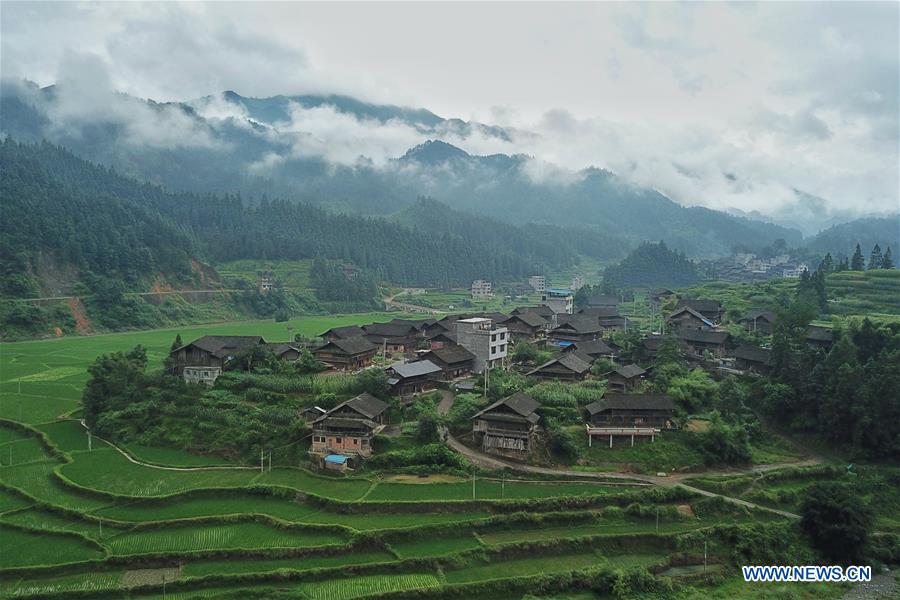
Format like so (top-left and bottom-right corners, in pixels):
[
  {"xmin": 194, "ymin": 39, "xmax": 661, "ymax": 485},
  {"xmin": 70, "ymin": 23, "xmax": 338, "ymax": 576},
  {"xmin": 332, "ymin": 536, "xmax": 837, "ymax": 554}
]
[
  {"xmin": 555, "ymin": 341, "xmax": 575, "ymax": 347},
  {"xmin": 324, "ymin": 454, "xmax": 348, "ymax": 464},
  {"xmin": 546, "ymin": 288, "xmax": 573, "ymax": 295}
]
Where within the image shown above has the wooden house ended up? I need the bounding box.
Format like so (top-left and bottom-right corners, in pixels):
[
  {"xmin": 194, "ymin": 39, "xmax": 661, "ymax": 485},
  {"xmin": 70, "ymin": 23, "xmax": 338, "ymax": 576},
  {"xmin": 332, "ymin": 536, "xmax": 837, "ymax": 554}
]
[
  {"xmin": 667, "ymin": 306, "xmax": 715, "ymax": 332},
  {"xmin": 586, "ymin": 294, "xmax": 619, "ymax": 308},
  {"xmin": 170, "ymin": 335, "xmax": 266, "ymax": 384},
  {"xmin": 511, "ymin": 305, "xmax": 555, "ymax": 320},
  {"xmin": 312, "ymin": 336, "xmax": 377, "ymax": 371},
  {"xmin": 585, "ymin": 393, "xmax": 675, "ymax": 429},
  {"xmin": 733, "ymin": 345, "xmax": 773, "ymax": 375},
  {"xmin": 805, "ymin": 325, "xmax": 834, "ymax": 351},
  {"xmin": 526, "ymin": 352, "xmax": 592, "ymax": 381},
  {"xmin": 386, "ymin": 360, "xmax": 442, "ymax": 396},
  {"xmin": 319, "ymin": 325, "xmax": 366, "ymax": 342},
  {"xmin": 301, "ymin": 406, "xmax": 327, "ymax": 423},
  {"xmin": 561, "ymin": 339, "xmax": 616, "ymax": 362},
  {"xmin": 311, "ymin": 393, "xmax": 388, "ymax": 458},
  {"xmin": 606, "ymin": 364, "xmax": 646, "ymax": 393},
  {"xmin": 740, "ymin": 310, "xmax": 776, "ymax": 335},
  {"xmin": 420, "ymin": 344, "xmax": 476, "ymax": 379},
  {"xmin": 471, "ymin": 392, "xmax": 540, "ymax": 459},
  {"xmin": 265, "ymin": 343, "xmax": 302, "ymax": 361},
  {"xmin": 677, "ymin": 329, "xmax": 731, "ymax": 359},
  {"xmin": 674, "ymin": 299, "xmax": 724, "ymax": 324},
  {"xmin": 549, "ymin": 315, "xmax": 601, "ymax": 344},
  {"xmin": 501, "ymin": 312, "xmax": 548, "ymax": 341},
  {"xmin": 649, "ymin": 288, "xmax": 676, "ymax": 307},
  {"xmin": 363, "ymin": 322, "xmax": 421, "ymax": 353}
]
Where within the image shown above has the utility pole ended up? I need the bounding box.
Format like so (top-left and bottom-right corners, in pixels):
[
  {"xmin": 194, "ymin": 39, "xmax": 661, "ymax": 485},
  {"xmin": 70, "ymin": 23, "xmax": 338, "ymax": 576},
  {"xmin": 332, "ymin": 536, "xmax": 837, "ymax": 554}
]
[
  {"xmin": 472, "ymin": 471, "xmax": 476, "ymax": 500},
  {"xmin": 88, "ymin": 432, "xmax": 92, "ymax": 452},
  {"xmin": 260, "ymin": 448, "xmax": 264, "ymax": 473},
  {"xmin": 268, "ymin": 450, "xmax": 272, "ymax": 472},
  {"xmin": 704, "ymin": 539, "xmax": 708, "ymax": 573}
]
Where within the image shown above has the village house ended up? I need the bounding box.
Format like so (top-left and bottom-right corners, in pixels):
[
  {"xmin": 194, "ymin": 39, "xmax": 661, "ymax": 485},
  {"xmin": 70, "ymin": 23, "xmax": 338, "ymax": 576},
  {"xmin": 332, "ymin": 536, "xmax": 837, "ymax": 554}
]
[
  {"xmin": 312, "ymin": 336, "xmax": 378, "ymax": 371},
  {"xmin": 300, "ymin": 405, "xmax": 327, "ymax": 423},
  {"xmin": 639, "ymin": 335, "xmax": 664, "ymax": 361},
  {"xmin": 677, "ymin": 329, "xmax": 731, "ymax": 359},
  {"xmin": 471, "ymin": 392, "xmax": 541, "ymax": 459},
  {"xmin": 733, "ymin": 345, "xmax": 773, "ymax": 375},
  {"xmin": 456, "ymin": 317, "xmax": 508, "ymax": 373},
  {"xmin": 674, "ymin": 299, "xmax": 725, "ymax": 324},
  {"xmin": 311, "ymin": 393, "xmax": 389, "ymax": 463},
  {"xmin": 170, "ymin": 335, "xmax": 267, "ymax": 385},
  {"xmin": 511, "ymin": 305, "xmax": 555, "ymax": 320},
  {"xmin": 500, "ymin": 312, "xmax": 549, "ymax": 342},
  {"xmin": 585, "ymin": 294, "xmax": 619, "ymax": 308},
  {"xmin": 526, "ymin": 352, "xmax": 592, "ymax": 381},
  {"xmin": 363, "ymin": 321, "xmax": 421, "ymax": 354},
  {"xmin": 648, "ymin": 288, "xmax": 676, "ymax": 307},
  {"xmin": 805, "ymin": 325, "xmax": 834, "ymax": 351},
  {"xmin": 549, "ymin": 315, "xmax": 602, "ymax": 345},
  {"xmin": 606, "ymin": 364, "xmax": 647, "ymax": 393},
  {"xmin": 425, "ymin": 329, "xmax": 457, "ymax": 349},
  {"xmin": 561, "ymin": 339, "xmax": 616, "ymax": 362},
  {"xmin": 265, "ymin": 342, "xmax": 303, "ymax": 361},
  {"xmin": 528, "ymin": 275, "xmax": 546, "ymax": 293},
  {"xmin": 319, "ymin": 325, "xmax": 366, "ymax": 342},
  {"xmin": 739, "ymin": 310, "xmax": 777, "ymax": 335},
  {"xmin": 578, "ymin": 306, "xmax": 629, "ymax": 334},
  {"xmin": 667, "ymin": 306, "xmax": 716, "ymax": 332},
  {"xmin": 386, "ymin": 360, "xmax": 442, "ymax": 397},
  {"xmin": 420, "ymin": 344, "xmax": 476, "ymax": 380},
  {"xmin": 584, "ymin": 393, "xmax": 675, "ymax": 447}
]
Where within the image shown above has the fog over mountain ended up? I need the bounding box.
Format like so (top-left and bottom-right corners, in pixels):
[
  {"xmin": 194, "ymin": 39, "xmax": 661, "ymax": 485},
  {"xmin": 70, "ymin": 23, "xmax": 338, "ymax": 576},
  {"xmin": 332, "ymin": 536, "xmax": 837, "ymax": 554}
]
[{"xmin": 1, "ymin": 2, "xmax": 897, "ymax": 246}]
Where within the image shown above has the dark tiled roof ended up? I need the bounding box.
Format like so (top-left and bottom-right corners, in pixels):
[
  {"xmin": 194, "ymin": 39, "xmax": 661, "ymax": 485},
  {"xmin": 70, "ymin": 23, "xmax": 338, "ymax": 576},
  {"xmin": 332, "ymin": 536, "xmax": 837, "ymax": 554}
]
[
  {"xmin": 668, "ymin": 306, "xmax": 715, "ymax": 327},
  {"xmin": 610, "ymin": 364, "xmax": 646, "ymax": 379},
  {"xmin": 677, "ymin": 329, "xmax": 730, "ymax": 345},
  {"xmin": 566, "ymin": 339, "xmax": 614, "ymax": 356},
  {"xmin": 363, "ymin": 322, "xmax": 419, "ymax": 338},
  {"xmin": 527, "ymin": 352, "xmax": 592, "ymax": 376},
  {"xmin": 423, "ymin": 344, "xmax": 476, "ymax": 365},
  {"xmin": 389, "ymin": 318, "xmax": 435, "ymax": 331},
  {"xmin": 326, "ymin": 392, "xmax": 389, "ymax": 421},
  {"xmin": 587, "ymin": 294, "xmax": 619, "ymax": 307},
  {"xmin": 319, "ymin": 325, "xmax": 365, "ymax": 339},
  {"xmin": 676, "ymin": 299, "xmax": 722, "ymax": 313},
  {"xmin": 427, "ymin": 330, "xmax": 457, "ymax": 343},
  {"xmin": 265, "ymin": 342, "xmax": 300, "ymax": 356},
  {"xmin": 742, "ymin": 310, "xmax": 776, "ymax": 323},
  {"xmin": 552, "ymin": 315, "xmax": 601, "ymax": 334},
  {"xmin": 586, "ymin": 393, "xmax": 675, "ymax": 414},
  {"xmin": 472, "ymin": 391, "xmax": 540, "ymax": 423},
  {"xmin": 578, "ymin": 306, "xmax": 620, "ymax": 318},
  {"xmin": 389, "ymin": 360, "xmax": 442, "ymax": 378},
  {"xmin": 650, "ymin": 288, "xmax": 675, "ymax": 298},
  {"xmin": 512, "ymin": 305, "xmax": 555, "ymax": 318},
  {"xmin": 180, "ymin": 336, "xmax": 265, "ymax": 358},
  {"xmin": 315, "ymin": 336, "xmax": 377, "ymax": 355},
  {"xmin": 502, "ymin": 312, "xmax": 548, "ymax": 328},
  {"xmin": 641, "ymin": 335, "xmax": 663, "ymax": 350},
  {"xmin": 733, "ymin": 345, "xmax": 772, "ymax": 365},
  {"xmin": 805, "ymin": 325, "xmax": 834, "ymax": 342}
]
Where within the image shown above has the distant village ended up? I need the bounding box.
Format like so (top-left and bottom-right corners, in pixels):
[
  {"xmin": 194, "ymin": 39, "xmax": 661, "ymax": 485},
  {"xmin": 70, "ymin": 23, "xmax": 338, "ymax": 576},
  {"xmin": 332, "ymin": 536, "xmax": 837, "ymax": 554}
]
[{"xmin": 169, "ymin": 281, "xmax": 831, "ymax": 471}]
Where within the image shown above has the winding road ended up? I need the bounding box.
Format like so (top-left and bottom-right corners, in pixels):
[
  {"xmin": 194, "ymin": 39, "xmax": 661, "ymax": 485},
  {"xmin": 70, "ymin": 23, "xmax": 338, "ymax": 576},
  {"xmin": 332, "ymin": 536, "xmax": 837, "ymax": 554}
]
[{"xmin": 436, "ymin": 390, "xmax": 821, "ymax": 519}]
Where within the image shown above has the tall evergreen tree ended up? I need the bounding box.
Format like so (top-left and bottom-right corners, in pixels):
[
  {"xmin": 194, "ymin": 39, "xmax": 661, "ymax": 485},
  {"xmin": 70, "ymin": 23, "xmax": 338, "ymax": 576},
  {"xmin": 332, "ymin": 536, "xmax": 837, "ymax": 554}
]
[
  {"xmin": 867, "ymin": 244, "xmax": 883, "ymax": 270},
  {"xmin": 818, "ymin": 252, "xmax": 834, "ymax": 274},
  {"xmin": 881, "ymin": 246, "xmax": 894, "ymax": 269},
  {"xmin": 850, "ymin": 243, "xmax": 865, "ymax": 270}
]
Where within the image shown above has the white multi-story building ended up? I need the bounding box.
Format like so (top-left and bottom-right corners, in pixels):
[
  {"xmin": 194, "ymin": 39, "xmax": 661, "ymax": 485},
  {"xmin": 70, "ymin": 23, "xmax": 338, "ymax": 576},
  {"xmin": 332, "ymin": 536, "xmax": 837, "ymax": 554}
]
[
  {"xmin": 541, "ymin": 288, "xmax": 574, "ymax": 315},
  {"xmin": 782, "ymin": 263, "xmax": 809, "ymax": 278},
  {"xmin": 528, "ymin": 275, "xmax": 546, "ymax": 293},
  {"xmin": 571, "ymin": 275, "xmax": 585, "ymax": 291},
  {"xmin": 471, "ymin": 280, "xmax": 493, "ymax": 298},
  {"xmin": 456, "ymin": 318, "xmax": 508, "ymax": 372}
]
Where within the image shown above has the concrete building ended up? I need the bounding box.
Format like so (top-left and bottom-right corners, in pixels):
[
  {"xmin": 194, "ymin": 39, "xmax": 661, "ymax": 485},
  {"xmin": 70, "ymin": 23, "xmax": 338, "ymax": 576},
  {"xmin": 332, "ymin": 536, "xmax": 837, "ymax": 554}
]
[
  {"xmin": 455, "ymin": 317, "xmax": 508, "ymax": 373},
  {"xmin": 528, "ymin": 275, "xmax": 546, "ymax": 293},
  {"xmin": 782, "ymin": 263, "xmax": 809, "ymax": 278},
  {"xmin": 571, "ymin": 275, "xmax": 585, "ymax": 290},
  {"xmin": 471, "ymin": 279, "xmax": 493, "ymax": 298},
  {"xmin": 540, "ymin": 288, "xmax": 574, "ymax": 316}
]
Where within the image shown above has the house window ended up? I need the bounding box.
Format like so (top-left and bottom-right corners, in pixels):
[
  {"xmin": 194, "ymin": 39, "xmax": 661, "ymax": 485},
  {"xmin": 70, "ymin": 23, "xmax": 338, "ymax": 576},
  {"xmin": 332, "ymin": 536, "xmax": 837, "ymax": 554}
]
[
  {"xmin": 499, "ymin": 332, "xmax": 506, "ymax": 340},
  {"xmin": 335, "ymin": 437, "xmax": 342, "ymax": 444},
  {"xmin": 352, "ymin": 438, "xmax": 358, "ymax": 445},
  {"xmin": 500, "ymin": 344, "xmax": 506, "ymax": 352},
  {"xmin": 491, "ymin": 334, "xmax": 497, "ymax": 342}
]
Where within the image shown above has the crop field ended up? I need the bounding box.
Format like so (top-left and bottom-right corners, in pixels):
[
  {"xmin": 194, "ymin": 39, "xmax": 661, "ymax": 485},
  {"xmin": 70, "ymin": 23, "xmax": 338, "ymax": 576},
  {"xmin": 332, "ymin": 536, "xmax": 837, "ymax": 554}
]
[
  {"xmin": 0, "ymin": 314, "xmax": 850, "ymax": 599},
  {"xmin": 105, "ymin": 522, "xmax": 346, "ymax": 555}
]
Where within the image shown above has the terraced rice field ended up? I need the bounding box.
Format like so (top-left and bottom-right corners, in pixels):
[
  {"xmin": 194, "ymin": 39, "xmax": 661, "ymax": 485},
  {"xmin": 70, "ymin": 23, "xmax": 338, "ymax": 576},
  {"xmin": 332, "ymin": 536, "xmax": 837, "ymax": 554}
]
[
  {"xmin": 105, "ymin": 522, "xmax": 346, "ymax": 555},
  {"xmin": 0, "ymin": 525, "xmax": 105, "ymax": 568}
]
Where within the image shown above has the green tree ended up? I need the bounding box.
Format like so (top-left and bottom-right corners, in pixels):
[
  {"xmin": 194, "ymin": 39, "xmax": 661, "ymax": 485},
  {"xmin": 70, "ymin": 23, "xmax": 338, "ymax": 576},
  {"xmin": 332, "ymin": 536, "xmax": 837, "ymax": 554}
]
[
  {"xmin": 800, "ymin": 482, "xmax": 874, "ymax": 563},
  {"xmin": 700, "ymin": 412, "xmax": 752, "ymax": 464},
  {"xmin": 867, "ymin": 244, "xmax": 883, "ymax": 270},
  {"xmin": 818, "ymin": 252, "xmax": 834, "ymax": 274},
  {"xmin": 82, "ymin": 346, "xmax": 148, "ymax": 431},
  {"xmin": 881, "ymin": 246, "xmax": 894, "ymax": 269},
  {"xmin": 850, "ymin": 243, "xmax": 865, "ymax": 270}
]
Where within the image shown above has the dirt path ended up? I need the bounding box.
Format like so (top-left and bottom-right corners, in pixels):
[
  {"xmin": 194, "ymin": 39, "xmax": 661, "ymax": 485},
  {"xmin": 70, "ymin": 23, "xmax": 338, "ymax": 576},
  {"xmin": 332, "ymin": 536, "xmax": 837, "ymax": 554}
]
[
  {"xmin": 842, "ymin": 571, "xmax": 896, "ymax": 599},
  {"xmin": 383, "ymin": 290, "xmax": 444, "ymax": 315},
  {"xmin": 436, "ymin": 390, "xmax": 819, "ymax": 518}
]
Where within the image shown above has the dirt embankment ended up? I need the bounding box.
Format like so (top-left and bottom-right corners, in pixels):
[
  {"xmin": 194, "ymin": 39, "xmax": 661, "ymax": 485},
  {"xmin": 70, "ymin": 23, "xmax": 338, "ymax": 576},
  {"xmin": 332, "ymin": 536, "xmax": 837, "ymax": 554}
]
[{"xmin": 65, "ymin": 297, "xmax": 92, "ymax": 334}]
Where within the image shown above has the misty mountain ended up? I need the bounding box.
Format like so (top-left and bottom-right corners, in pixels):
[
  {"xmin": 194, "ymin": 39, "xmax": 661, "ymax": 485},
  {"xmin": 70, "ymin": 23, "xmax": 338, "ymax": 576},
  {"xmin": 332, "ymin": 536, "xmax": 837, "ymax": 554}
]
[
  {"xmin": 806, "ymin": 217, "xmax": 899, "ymax": 258},
  {"xmin": 2, "ymin": 82, "xmax": 805, "ymax": 256}
]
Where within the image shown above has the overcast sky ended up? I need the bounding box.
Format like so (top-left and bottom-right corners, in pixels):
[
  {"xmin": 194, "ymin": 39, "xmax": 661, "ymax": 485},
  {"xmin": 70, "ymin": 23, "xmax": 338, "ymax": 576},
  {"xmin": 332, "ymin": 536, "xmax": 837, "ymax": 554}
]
[{"xmin": 2, "ymin": 2, "xmax": 898, "ymax": 222}]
